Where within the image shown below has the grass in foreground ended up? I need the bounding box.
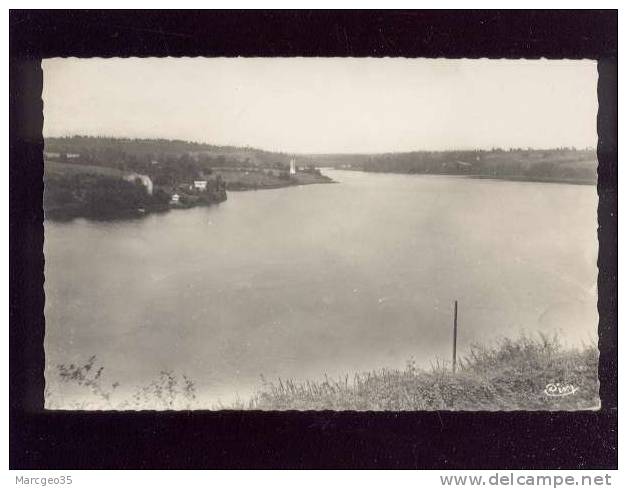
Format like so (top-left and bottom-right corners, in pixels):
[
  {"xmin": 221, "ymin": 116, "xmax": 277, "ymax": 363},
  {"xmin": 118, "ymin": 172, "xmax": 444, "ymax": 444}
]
[
  {"xmin": 46, "ymin": 334, "xmax": 599, "ymax": 411},
  {"xmin": 247, "ymin": 334, "xmax": 599, "ymax": 411}
]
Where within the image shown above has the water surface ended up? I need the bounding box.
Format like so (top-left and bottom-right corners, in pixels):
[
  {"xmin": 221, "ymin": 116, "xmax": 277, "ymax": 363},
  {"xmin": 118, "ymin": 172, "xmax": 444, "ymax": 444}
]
[{"xmin": 44, "ymin": 170, "xmax": 598, "ymax": 408}]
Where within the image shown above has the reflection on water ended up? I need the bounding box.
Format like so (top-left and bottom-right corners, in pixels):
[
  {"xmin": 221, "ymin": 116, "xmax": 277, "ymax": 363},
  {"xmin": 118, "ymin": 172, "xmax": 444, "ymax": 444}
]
[{"xmin": 44, "ymin": 170, "xmax": 598, "ymax": 408}]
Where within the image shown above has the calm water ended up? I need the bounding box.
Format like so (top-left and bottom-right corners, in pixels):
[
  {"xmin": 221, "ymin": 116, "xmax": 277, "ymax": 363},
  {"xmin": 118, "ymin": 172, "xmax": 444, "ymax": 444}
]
[{"xmin": 44, "ymin": 170, "xmax": 598, "ymax": 408}]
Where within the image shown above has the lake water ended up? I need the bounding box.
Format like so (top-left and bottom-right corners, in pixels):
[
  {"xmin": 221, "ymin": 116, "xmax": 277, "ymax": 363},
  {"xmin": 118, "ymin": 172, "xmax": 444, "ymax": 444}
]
[{"xmin": 44, "ymin": 170, "xmax": 599, "ymax": 408}]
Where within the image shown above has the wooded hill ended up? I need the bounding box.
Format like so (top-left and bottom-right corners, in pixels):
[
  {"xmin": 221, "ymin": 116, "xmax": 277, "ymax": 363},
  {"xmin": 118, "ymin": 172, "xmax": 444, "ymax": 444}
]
[
  {"xmin": 301, "ymin": 148, "xmax": 598, "ymax": 184},
  {"xmin": 45, "ymin": 136, "xmax": 292, "ymax": 171},
  {"xmin": 45, "ymin": 137, "xmax": 597, "ymax": 185}
]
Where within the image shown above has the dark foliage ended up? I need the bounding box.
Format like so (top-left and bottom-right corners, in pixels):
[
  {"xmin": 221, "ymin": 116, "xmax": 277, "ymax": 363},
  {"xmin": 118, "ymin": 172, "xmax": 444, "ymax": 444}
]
[{"xmin": 44, "ymin": 173, "xmax": 168, "ymax": 220}]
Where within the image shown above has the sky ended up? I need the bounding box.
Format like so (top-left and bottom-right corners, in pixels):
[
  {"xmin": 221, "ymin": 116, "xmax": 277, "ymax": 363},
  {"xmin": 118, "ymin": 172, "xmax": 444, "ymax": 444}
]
[{"xmin": 42, "ymin": 58, "xmax": 598, "ymax": 154}]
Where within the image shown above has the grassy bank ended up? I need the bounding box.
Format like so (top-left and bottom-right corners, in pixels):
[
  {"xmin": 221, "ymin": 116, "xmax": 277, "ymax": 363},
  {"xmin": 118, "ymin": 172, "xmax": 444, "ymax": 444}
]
[
  {"xmin": 46, "ymin": 334, "xmax": 599, "ymax": 411},
  {"xmin": 247, "ymin": 335, "xmax": 599, "ymax": 411}
]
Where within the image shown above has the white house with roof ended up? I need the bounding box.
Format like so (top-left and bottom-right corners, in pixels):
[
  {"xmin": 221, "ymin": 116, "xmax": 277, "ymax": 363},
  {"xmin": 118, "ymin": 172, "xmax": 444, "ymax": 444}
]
[{"xmin": 193, "ymin": 180, "xmax": 208, "ymax": 191}]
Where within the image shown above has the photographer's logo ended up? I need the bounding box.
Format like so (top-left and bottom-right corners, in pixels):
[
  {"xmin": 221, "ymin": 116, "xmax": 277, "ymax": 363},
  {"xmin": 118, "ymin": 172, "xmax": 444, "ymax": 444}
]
[{"xmin": 544, "ymin": 382, "xmax": 579, "ymax": 397}]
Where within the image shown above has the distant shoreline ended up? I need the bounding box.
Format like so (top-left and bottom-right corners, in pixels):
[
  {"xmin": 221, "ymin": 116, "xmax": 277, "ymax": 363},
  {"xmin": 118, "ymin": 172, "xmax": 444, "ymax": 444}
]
[
  {"xmin": 343, "ymin": 168, "xmax": 597, "ymax": 186},
  {"xmin": 466, "ymin": 174, "xmax": 596, "ymax": 186}
]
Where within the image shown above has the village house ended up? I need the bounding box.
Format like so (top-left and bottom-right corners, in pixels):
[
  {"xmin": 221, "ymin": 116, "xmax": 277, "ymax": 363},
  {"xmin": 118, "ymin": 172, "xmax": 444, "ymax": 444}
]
[{"xmin": 193, "ymin": 180, "xmax": 208, "ymax": 191}]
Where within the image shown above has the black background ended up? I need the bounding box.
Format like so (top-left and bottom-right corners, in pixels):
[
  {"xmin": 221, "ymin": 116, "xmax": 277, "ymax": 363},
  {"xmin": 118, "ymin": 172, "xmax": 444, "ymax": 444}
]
[{"xmin": 10, "ymin": 10, "xmax": 618, "ymax": 469}]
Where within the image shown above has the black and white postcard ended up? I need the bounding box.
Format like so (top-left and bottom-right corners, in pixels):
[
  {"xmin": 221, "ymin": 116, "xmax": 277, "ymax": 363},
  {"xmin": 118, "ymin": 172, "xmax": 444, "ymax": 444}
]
[{"xmin": 41, "ymin": 57, "xmax": 600, "ymax": 411}]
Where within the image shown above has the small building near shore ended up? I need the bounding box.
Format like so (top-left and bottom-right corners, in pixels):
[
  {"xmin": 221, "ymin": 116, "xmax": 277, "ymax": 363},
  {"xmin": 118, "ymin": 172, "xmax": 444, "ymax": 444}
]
[
  {"xmin": 170, "ymin": 193, "xmax": 180, "ymax": 204},
  {"xmin": 193, "ymin": 180, "xmax": 208, "ymax": 191}
]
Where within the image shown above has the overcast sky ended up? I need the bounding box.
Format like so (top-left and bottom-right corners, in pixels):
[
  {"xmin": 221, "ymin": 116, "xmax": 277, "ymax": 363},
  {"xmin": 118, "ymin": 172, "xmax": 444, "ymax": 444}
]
[{"xmin": 42, "ymin": 58, "xmax": 597, "ymax": 154}]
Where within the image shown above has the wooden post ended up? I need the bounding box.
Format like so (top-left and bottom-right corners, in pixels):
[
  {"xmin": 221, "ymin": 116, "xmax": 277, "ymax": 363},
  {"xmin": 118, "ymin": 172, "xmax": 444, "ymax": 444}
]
[{"xmin": 453, "ymin": 300, "xmax": 458, "ymax": 373}]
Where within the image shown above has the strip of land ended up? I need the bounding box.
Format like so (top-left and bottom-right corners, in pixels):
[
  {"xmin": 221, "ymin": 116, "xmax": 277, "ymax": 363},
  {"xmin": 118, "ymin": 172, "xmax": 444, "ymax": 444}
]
[
  {"xmin": 46, "ymin": 334, "xmax": 599, "ymax": 411},
  {"xmin": 303, "ymin": 148, "xmax": 598, "ymax": 185},
  {"xmin": 43, "ymin": 137, "xmax": 333, "ymax": 220}
]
